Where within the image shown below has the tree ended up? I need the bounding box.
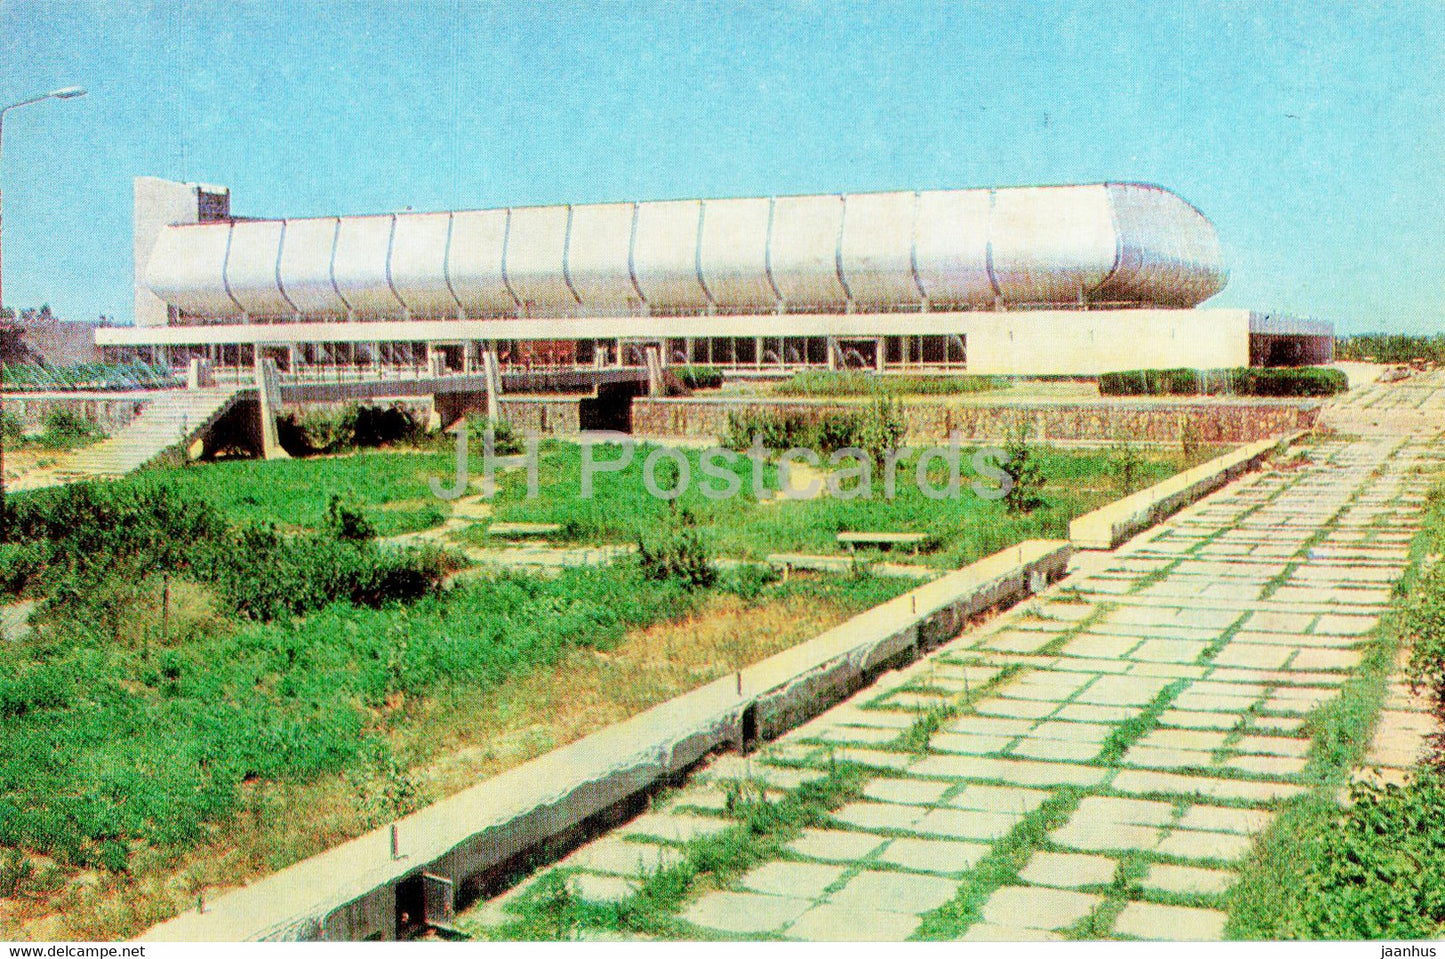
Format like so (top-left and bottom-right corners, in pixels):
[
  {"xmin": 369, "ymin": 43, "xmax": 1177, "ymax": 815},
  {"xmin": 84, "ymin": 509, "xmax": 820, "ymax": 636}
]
[{"xmin": 1003, "ymin": 425, "xmax": 1046, "ymax": 514}]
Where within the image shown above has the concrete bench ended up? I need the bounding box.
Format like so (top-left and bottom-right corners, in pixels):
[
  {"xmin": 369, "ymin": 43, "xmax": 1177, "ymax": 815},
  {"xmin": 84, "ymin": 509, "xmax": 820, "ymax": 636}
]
[
  {"xmin": 486, "ymin": 522, "xmax": 563, "ymax": 537},
  {"xmin": 837, "ymin": 531, "xmax": 931, "ymax": 554}
]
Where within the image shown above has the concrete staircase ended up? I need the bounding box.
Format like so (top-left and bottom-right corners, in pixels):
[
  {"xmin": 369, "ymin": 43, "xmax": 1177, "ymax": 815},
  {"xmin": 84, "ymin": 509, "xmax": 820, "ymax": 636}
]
[{"xmin": 52, "ymin": 386, "xmax": 245, "ymax": 481}]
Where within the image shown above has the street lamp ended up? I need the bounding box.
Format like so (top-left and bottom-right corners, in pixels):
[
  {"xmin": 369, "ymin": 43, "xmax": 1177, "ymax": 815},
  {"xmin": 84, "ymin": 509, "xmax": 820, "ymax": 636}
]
[{"xmin": 0, "ymin": 84, "xmax": 87, "ymax": 538}]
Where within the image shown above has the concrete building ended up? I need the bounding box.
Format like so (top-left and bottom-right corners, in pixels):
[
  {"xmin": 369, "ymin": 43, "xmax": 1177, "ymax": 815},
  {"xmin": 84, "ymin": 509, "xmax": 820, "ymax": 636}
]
[{"xmin": 98, "ymin": 177, "xmax": 1333, "ymax": 376}]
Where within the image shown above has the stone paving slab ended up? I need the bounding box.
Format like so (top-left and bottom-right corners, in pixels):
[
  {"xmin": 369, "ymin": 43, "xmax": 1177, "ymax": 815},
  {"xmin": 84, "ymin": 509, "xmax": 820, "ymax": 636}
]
[
  {"xmin": 1141, "ymin": 863, "xmax": 1234, "ymax": 896},
  {"xmin": 1114, "ymin": 902, "xmax": 1228, "ymax": 940},
  {"xmin": 828, "ymin": 870, "xmax": 961, "ymax": 915},
  {"xmin": 785, "ymin": 903, "xmax": 920, "ymax": 941},
  {"xmin": 681, "ymin": 891, "xmax": 813, "ymax": 935},
  {"xmin": 877, "ymin": 837, "xmax": 990, "ymax": 874},
  {"xmin": 1018, "ymin": 851, "xmax": 1117, "ymax": 889},
  {"xmin": 979, "ymin": 886, "xmax": 1102, "ymax": 930},
  {"xmin": 741, "ymin": 861, "xmax": 846, "ymax": 899}
]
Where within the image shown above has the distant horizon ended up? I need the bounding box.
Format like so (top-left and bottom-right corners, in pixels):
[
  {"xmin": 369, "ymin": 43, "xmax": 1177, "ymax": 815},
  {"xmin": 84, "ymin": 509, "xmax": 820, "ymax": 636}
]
[{"xmin": 2, "ymin": 0, "xmax": 1441, "ymax": 334}]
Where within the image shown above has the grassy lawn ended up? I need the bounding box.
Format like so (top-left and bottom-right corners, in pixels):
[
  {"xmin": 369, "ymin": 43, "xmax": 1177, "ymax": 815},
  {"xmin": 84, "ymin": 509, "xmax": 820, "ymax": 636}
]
[
  {"xmin": 472, "ymin": 441, "xmax": 1208, "ymax": 568},
  {"xmin": 144, "ymin": 450, "xmax": 455, "ymax": 537},
  {"xmin": 0, "ymin": 541, "xmax": 908, "ymax": 939}
]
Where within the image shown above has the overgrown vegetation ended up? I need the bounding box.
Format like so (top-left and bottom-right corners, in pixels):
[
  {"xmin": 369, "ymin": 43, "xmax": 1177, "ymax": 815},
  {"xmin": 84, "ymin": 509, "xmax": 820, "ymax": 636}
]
[
  {"xmin": 665, "ymin": 366, "xmax": 725, "ymax": 393},
  {"xmin": 485, "ymin": 766, "xmax": 867, "ymax": 940},
  {"xmin": 476, "ymin": 439, "xmax": 1188, "ymax": 569},
  {"xmin": 277, "ymin": 402, "xmax": 423, "ymax": 456},
  {"xmin": 773, "ymin": 369, "xmax": 1005, "ymax": 397},
  {"xmin": 1098, "ymin": 367, "xmax": 1348, "ymax": 398},
  {"xmin": 721, "ymin": 399, "xmax": 905, "ymax": 468}
]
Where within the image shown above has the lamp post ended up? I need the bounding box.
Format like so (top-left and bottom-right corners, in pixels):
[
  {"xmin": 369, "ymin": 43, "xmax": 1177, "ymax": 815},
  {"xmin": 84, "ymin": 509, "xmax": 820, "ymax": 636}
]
[{"xmin": 0, "ymin": 85, "xmax": 87, "ymax": 538}]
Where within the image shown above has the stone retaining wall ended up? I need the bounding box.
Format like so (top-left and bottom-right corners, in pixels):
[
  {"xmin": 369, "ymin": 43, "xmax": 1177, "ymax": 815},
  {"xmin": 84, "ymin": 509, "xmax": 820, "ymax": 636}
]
[
  {"xmin": 496, "ymin": 397, "xmax": 583, "ymax": 436},
  {"xmin": 632, "ymin": 397, "xmax": 1319, "ymax": 444}
]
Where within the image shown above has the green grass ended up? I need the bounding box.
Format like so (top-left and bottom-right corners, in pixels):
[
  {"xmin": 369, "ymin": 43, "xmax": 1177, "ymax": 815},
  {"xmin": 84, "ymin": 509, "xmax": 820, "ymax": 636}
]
[
  {"xmin": 473, "ymin": 441, "xmax": 1195, "ymax": 569},
  {"xmin": 772, "ymin": 370, "xmax": 1007, "ymax": 397},
  {"xmin": 135, "ymin": 450, "xmax": 454, "ymax": 537}
]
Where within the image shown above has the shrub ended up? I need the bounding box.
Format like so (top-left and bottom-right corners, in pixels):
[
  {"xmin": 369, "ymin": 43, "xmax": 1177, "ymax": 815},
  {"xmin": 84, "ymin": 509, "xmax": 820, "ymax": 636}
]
[
  {"xmin": 636, "ymin": 528, "xmax": 716, "ymax": 589},
  {"xmin": 352, "ymin": 403, "xmax": 420, "ymax": 447},
  {"xmin": 324, "ymin": 494, "xmax": 377, "ymax": 543},
  {"xmin": 667, "ymin": 366, "xmax": 724, "ymax": 394},
  {"xmin": 1336, "ymin": 334, "xmax": 1445, "ymax": 365},
  {"xmin": 1002, "ymin": 427, "xmax": 1045, "ymax": 514},
  {"xmin": 0, "ymin": 849, "xmax": 34, "ymax": 897},
  {"xmin": 0, "ymin": 410, "xmax": 24, "ymax": 443},
  {"xmin": 857, "ymin": 397, "xmax": 907, "ymax": 471},
  {"xmin": 722, "ymin": 408, "xmax": 865, "ymax": 455},
  {"xmin": 38, "ymin": 409, "xmax": 103, "ymax": 449},
  {"xmin": 1110, "ymin": 437, "xmax": 1144, "ymax": 494},
  {"xmin": 278, "ymin": 403, "xmax": 422, "ymax": 455},
  {"xmin": 1289, "ymin": 774, "xmax": 1445, "ymax": 938},
  {"xmin": 774, "ymin": 370, "xmax": 1003, "ymax": 397},
  {"xmin": 1097, "ymin": 366, "xmax": 1347, "ymax": 398}
]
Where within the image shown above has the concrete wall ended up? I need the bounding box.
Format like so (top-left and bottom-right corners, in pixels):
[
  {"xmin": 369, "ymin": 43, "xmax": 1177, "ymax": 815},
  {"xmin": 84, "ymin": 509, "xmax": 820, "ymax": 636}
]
[
  {"xmin": 632, "ymin": 397, "xmax": 1320, "ymax": 444},
  {"xmin": 1069, "ymin": 433, "xmax": 1300, "ymax": 549},
  {"xmin": 134, "ymin": 178, "xmax": 204, "ymax": 328},
  {"xmin": 960, "ymin": 308, "xmax": 1252, "ymax": 375},
  {"xmin": 5, "ymin": 394, "xmax": 148, "ymax": 434}
]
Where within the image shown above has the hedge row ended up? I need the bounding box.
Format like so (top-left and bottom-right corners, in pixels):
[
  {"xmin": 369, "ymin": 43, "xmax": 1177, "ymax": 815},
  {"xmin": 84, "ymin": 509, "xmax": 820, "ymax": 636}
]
[{"xmin": 1098, "ymin": 366, "xmax": 1348, "ymax": 398}]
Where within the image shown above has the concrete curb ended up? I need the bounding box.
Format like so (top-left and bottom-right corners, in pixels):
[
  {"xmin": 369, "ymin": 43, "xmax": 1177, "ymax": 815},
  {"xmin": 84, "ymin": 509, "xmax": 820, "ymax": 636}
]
[
  {"xmin": 1068, "ymin": 431, "xmax": 1304, "ymax": 550},
  {"xmin": 142, "ymin": 539, "xmax": 1071, "ymax": 942}
]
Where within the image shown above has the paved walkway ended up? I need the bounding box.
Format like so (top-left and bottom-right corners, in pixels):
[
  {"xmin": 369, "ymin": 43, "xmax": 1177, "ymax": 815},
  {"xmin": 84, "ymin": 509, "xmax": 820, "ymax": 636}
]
[{"xmin": 462, "ymin": 431, "xmax": 1440, "ymax": 941}]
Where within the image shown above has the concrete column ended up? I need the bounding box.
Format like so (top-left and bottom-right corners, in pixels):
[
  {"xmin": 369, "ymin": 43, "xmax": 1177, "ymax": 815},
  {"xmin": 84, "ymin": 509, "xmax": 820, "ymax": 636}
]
[
  {"xmin": 615, "ymin": 338, "xmax": 625, "ymax": 369},
  {"xmin": 755, "ymin": 336, "xmax": 764, "ymax": 369},
  {"xmin": 656, "ymin": 339, "xmax": 670, "ymax": 368},
  {"xmin": 186, "ymin": 357, "xmax": 215, "ymax": 389},
  {"xmin": 464, "ymin": 341, "xmax": 479, "ymax": 375},
  {"xmin": 875, "ymin": 337, "xmax": 887, "ymax": 373},
  {"xmin": 254, "ymin": 357, "xmax": 289, "ymax": 460},
  {"xmin": 482, "ymin": 345, "xmax": 503, "ymax": 423},
  {"xmin": 644, "ymin": 345, "xmax": 664, "ymax": 397},
  {"xmin": 827, "ymin": 336, "xmax": 840, "ymax": 371}
]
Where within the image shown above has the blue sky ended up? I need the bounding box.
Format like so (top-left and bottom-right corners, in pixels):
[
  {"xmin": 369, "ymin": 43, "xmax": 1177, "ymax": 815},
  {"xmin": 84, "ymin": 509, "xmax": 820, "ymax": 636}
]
[{"xmin": 1, "ymin": 0, "xmax": 1441, "ymax": 332}]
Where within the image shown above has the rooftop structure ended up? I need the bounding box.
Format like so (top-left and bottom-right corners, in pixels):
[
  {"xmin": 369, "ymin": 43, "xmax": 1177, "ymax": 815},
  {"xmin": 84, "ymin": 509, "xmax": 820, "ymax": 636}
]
[{"xmin": 99, "ymin": 177, "xmax": 1331, "ymax": 376}]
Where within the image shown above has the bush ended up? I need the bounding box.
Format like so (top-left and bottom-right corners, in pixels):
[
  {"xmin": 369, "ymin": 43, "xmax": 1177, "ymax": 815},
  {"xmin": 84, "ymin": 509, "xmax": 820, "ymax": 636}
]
[
  {"xmin": 1, "ymin": 410, "xmax": 24, "ymax": 443},
  {"xmin": 352, "ymin": 403, "xmax": 421, "ymax": 447},
  {"xmin": 1289, "ymin": 774, "xmax": 1445, "ymax": 938},
  {"xmin": 324, "ymin": 494, "xmax": 377, "ymax": 543},
  {"xmin": 722, "ymin": 408, "xmax": 865, "ymax": 455},
  {"xmin": 1336, "ymin": 334, "xmax": 1445, "ymax": 365},
  {"xmin": 1097, "ymin": 367, "xmax": 1348, "ymax": 398},
  {"xmin": 1002, "ymin": 427, "xmax": 1045, "ymax": 514},
  {"xmin": 666, "ymin": 366, "xmax": 724, "ymax": 394},
  {"xmin": 38, "ymin": 409, "xmax": 104, "ymax": 449},
  {"xmin": 2, "ymin": 481, "xmax": 452, "ymax": 623},
  {"xmin": 636, "ymin": 528, "xmax": 716, "ymax": 590},
  {"xmin": 774, "ymin": 370, "xmax": 1003, "ymax": 397},
  {"xmin": 278, "ymin": 403, "xmax": 421, "ymax": 455},
  {"xmin": 857, "ymin": 398, "xmax": 907, "ymax": 471}
]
